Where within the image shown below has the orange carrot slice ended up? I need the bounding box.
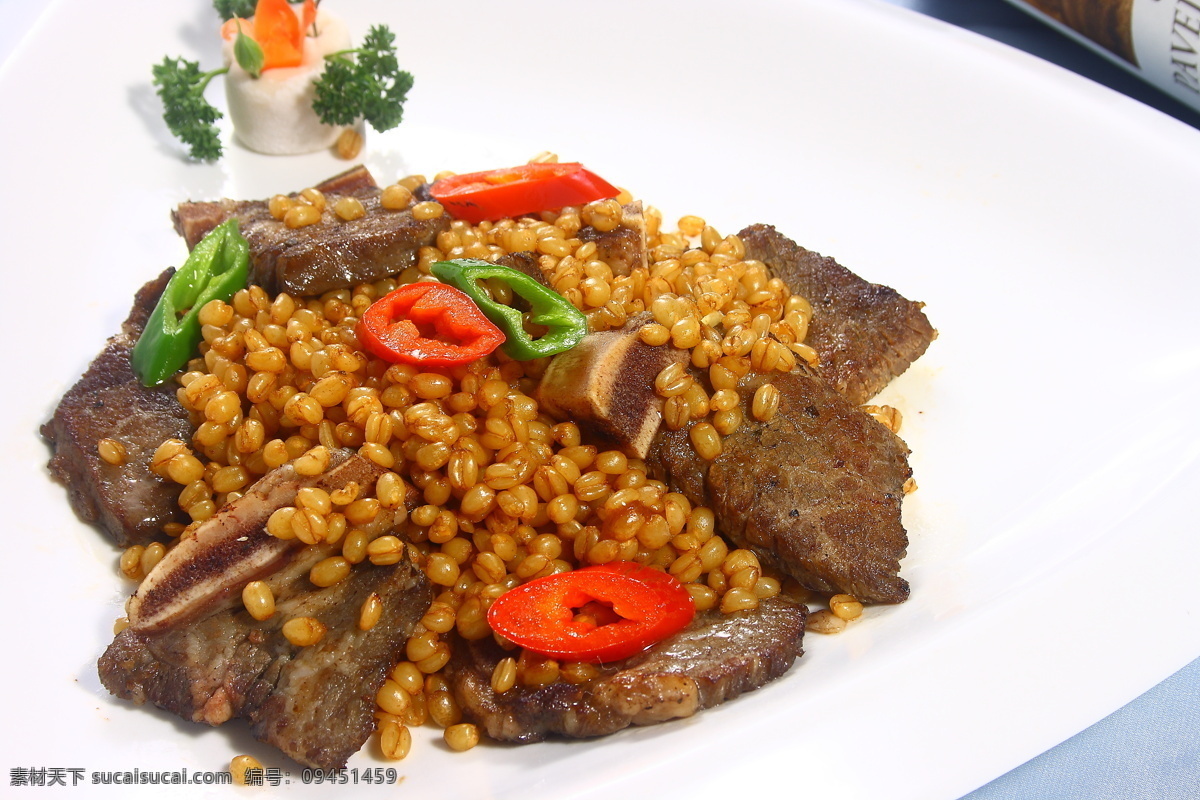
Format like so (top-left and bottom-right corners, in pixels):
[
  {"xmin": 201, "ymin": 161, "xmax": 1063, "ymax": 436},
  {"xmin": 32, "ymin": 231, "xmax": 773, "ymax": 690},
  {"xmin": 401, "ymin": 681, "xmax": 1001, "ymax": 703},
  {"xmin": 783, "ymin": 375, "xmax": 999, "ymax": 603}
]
[{"xmin": 253, "ymin": 0, "xmax": 303, "ymax": 70}]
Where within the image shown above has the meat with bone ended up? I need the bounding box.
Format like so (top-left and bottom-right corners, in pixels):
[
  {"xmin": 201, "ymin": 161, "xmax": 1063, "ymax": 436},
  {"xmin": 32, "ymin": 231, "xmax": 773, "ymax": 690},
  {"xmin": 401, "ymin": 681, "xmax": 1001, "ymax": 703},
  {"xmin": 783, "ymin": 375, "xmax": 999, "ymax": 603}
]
[
  {"xmin": 647, "ymin": 367, "xmax": 912, "ymax": 604},
  {"xmin": 172, "ymin": 166, "xmax": 447, "ymax": 297},
  {"xmin": 128, "ymin": 450, "xmax": 397, "ymax": 633},
  {"xmin": 41, "ymin": 269, "xmax": 191, "ymax": 547},
  {"xmin": 53, "ymin": 164, "xmax": 929, "ymax": 765},
  {"xmin": 100, "ymin": 549, "xmax": 431, "ymax": 770},
  {"xmin": 99, "ymin": 450, "xmax": 428, "ymax": 769},
  {"xmin": 446, "ymin": 595, "xmax": 805, "ymax": 742},
  {"xmin": 738, "ymin": 224, "xmax": 936, "ymax": 405}
]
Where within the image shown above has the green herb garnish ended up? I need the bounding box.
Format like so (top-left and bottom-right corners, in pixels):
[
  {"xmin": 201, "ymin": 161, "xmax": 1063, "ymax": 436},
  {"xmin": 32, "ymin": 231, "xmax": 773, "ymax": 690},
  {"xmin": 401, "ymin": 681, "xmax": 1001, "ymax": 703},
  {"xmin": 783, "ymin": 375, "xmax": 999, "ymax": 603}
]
[
  {"xmin": 312, "ymin": 25, "xmax": 413, "ymax": 133},
  {"xmin": 213, "ymin": 0, "xmax": 256, "ymax": 22},
  {"xmin": 233, "ymin": 22, "xmax": 265, "ymax": 78},
  {"xmin": 151, "ymin": 57, "xmax": 229, "ymax": 161}
]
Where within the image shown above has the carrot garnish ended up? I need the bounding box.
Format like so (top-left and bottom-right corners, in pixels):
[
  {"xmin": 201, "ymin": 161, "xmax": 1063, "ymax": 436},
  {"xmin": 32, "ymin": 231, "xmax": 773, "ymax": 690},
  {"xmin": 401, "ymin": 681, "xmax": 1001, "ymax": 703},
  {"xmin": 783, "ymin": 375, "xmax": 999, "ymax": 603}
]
[{"xmin": 252, "ymin": 0, "xmax": 303, "ymax": 70}]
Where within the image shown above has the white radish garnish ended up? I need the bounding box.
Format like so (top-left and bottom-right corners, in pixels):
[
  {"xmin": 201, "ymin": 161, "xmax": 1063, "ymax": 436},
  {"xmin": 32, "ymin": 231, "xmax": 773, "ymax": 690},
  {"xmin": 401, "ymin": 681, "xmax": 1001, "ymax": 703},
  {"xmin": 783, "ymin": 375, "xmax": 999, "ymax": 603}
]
[{"xmin": 222, "ymin": 8, "xmax": 352, "ymax": 155}]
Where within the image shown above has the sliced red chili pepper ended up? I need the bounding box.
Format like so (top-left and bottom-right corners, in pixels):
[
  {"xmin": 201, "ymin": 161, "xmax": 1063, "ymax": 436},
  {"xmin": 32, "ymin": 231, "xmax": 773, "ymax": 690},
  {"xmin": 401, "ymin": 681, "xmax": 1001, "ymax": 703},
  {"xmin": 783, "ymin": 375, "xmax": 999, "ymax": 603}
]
[
  {"xmin": 356, "ymin": 282, "xmax": 505, "ymax": 368},
  {"xmin": 429, "ymin": 162, "xmax": 620, "ymax": 224},
  {"xmin": 486, "ymin": 562, "xmax": 695, "ymax": 663}
]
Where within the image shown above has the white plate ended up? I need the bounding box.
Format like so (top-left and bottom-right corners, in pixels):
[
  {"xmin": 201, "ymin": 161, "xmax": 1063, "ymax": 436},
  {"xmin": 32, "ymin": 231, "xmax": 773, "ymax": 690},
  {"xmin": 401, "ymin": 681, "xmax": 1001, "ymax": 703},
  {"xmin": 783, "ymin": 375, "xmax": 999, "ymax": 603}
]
[{"xmin": 3, "ymin": 1, "xmax": 1199, "ymax": 797}]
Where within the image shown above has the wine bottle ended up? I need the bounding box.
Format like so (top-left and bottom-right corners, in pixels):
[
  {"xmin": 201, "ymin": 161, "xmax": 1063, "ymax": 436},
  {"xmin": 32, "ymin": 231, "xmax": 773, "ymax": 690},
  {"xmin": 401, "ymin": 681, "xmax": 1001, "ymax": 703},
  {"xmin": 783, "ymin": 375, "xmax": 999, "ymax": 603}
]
[{"xmin": 1008, "ymin": 0, "xmax": 1200, "ymax": 113}]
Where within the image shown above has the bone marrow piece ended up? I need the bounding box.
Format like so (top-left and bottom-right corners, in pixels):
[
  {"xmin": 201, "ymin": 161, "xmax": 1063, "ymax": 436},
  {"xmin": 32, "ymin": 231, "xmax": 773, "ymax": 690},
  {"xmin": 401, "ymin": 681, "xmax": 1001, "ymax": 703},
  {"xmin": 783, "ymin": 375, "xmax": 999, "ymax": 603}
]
[
  {"xmin": 128, "ymin": 450, "xmax": 393, "ymax": 633},
  {"xmin": 172, "ymin": 166, "xmax": 448, "ymax": 297},
  {"xmin": 536, "ymin": 315, "xmax": 687, "ymax": 460},
  {"xmin": 41, "ymin": 270, "xmax": 191, "ymax": 547},
  {"xmin": 739, "ymin": 224, "xmax": 936, "ymax": 405},
  {"xmin": 446, "ymin": 596, "xmax": 806, "ymax": 742}
]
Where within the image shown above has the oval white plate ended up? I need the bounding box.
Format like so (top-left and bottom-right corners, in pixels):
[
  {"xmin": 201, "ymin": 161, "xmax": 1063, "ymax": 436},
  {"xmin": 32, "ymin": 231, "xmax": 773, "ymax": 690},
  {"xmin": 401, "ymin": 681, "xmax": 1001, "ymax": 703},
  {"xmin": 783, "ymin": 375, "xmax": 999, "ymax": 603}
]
[{"xmin": 3, "ymin": 1, "xmax": 1199, "ymax": 798}]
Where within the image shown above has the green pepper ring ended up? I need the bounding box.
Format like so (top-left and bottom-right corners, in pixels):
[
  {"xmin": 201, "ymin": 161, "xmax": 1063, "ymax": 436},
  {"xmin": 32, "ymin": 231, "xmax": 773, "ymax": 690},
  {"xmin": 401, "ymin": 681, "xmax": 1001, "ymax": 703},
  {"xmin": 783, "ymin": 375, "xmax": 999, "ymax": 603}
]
[
  {"xmin": 131, "ymin": 219, "xmax": 250, "ymax": 387},
  {"xmin": 430, "ymin": 258, "xmax": 589, "ymax": 360}
]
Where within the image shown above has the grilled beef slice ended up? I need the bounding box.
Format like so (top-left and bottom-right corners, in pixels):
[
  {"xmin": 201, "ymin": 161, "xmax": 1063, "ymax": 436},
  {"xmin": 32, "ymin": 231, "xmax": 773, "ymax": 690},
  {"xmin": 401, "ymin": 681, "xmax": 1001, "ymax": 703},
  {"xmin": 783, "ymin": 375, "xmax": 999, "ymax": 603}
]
[
  {"xmin": 99, "ymin": 548, "xmax": 432, "ymax": 770},
  {"xmin": 41, "ymin": 269, "xmax": 191, "ymax": 547},
  {"xmin": 170, "ymin": 166, "xmax": 379, "ymax": 246},
  {"xmin": 172, "ymin": 166, "xmax": 447, "ymax": 297},
  {"xmin": 447, "ymin": 596, "xmax": 805, "ymax": 742},
  {"xmin": 739, "ymin": 224, "xmax": 935, "ymax": 405},
  {"xmin": 648, "ymin": 368, "xmax": 912, "ymax": 604}
]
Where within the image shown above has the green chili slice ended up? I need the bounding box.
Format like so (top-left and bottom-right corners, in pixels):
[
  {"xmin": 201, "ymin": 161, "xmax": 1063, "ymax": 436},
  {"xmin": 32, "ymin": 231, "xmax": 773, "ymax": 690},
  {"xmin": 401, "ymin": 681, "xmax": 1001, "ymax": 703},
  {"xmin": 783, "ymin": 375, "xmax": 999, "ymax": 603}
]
[
  {"xmin": 430, "ymin": 258, "xmax": 588, "ymax": 360},
  {"xmin": 132, "ymin": 219, "xmax": 250, "ymax": 386}
]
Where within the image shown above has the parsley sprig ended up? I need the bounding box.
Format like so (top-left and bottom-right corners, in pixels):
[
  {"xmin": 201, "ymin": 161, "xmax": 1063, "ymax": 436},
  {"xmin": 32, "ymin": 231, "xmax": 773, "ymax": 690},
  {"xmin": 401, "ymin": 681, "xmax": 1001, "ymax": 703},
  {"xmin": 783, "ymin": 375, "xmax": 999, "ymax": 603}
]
[
  {"xmin": 312, "ymin": 25, "xmax": 413, "ymax": 133},
  {"xmin": 151, "ymin": 57, "xmax": 229, "ymax": 161},
  {"xmin": 212, "ymin": 0, "xmax": 256, "ymax": 22}
]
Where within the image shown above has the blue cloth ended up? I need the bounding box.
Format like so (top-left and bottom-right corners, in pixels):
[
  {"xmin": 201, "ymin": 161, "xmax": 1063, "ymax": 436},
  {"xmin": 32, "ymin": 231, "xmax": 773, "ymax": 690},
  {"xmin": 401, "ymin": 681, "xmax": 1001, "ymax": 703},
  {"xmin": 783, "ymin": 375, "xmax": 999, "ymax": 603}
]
[{"xmin": 964, "ymin": 658, "xmax": 1200, "ymax": 799}]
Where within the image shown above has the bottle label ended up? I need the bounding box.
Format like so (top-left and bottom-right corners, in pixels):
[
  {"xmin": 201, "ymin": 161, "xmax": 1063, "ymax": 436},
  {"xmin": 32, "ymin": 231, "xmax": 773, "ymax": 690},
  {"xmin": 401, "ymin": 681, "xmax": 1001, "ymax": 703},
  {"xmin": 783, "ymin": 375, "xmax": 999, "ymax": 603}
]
[
  {"xmin": 1010, "ymin": 0, "xmax": 1200, "ymax": 112},
  {"xmin": 1132, "ymin": 0, "xmax": 1200, "ymax": 107}
]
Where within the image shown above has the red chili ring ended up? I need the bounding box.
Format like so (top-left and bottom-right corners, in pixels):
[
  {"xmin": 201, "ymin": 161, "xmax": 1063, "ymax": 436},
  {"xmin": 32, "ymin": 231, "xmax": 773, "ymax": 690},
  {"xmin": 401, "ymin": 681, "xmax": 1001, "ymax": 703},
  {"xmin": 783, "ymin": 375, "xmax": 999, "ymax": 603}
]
[{"xmin": 486, "ymin": 562, "xmax": 696, "ymax": 663}]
